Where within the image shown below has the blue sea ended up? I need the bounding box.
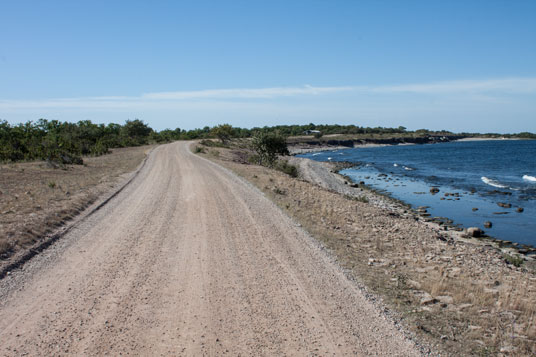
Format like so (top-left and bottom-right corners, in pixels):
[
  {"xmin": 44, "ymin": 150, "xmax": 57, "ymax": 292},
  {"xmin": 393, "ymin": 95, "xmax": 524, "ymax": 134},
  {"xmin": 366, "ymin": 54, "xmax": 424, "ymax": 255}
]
[{"xmin": 298, "ymin": 140, "xmax": 536, "ymax": 248}]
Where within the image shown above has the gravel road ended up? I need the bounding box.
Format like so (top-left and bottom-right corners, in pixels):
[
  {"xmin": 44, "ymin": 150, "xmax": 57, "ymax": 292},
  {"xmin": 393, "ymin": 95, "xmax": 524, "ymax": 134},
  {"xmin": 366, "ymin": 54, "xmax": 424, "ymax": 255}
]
[{"xmin": 0, "ymin": 142, "xmax": 420, "ymax": 356}]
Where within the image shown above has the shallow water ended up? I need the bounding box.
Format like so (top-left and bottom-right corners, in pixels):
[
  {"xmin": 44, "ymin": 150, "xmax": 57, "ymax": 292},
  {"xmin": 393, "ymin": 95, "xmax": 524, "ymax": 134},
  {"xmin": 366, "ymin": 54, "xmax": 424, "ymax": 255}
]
[{"xmin": 299, "ymin": 140, "xmax": 536, "ymax": 247}]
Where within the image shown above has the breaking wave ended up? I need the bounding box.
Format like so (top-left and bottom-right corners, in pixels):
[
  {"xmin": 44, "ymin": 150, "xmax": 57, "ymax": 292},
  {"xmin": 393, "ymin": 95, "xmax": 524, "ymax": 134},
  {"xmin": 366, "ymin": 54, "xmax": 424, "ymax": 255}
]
[
  {"xmin": 481, "ymin": 176, "xmax": 508, "ymax": 189},
  {"xmin": 523, "ymin": 175, "xmax": 536, "ymax": 183}
]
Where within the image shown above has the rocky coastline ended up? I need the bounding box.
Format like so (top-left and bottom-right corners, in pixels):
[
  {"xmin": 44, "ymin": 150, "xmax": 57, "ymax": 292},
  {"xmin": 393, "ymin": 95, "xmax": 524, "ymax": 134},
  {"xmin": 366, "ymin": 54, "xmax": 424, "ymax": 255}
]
[
  {"xmin": 288, "ymin": 142, "xmax": 536, "ymax": 258},
  {"xmin": 288, "ymin": 135, "xmax": 466, "ymax": 154}
]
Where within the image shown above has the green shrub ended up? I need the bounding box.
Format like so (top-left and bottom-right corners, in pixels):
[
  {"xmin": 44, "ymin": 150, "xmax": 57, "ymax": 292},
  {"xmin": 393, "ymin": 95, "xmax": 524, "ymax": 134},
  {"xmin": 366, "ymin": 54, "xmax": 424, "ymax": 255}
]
[
  {"xmin": 91, "ymin": 140, "xmax": 110, "ymax": 156},
  {"xmin": 251, "ymin": 132, "xmax": 289, "ymax": 167},
  {"xmin": 194, "ymin": 146, "xmax": 205, "ymax": 153},
  {"xmin": 344, "ymin": 194, "xmax": 369, "ymax": 203},
  {"xmin": 200, "ymin": 139, "xmax": 227, "ymax": 148},
  {"xmin": 275, "ymin": 160, "xmax": 298, "ymax": 177},
  {"xmin": 248, "ymin": 154, "xmax": 261, "ymax": 164},
  {"xmin": 272, "ymin": 186, "xmax": 286, "ymax": 195},
  {"xmin": 504, "ymin": 254, "xmax": 523, "ymax": 267}
]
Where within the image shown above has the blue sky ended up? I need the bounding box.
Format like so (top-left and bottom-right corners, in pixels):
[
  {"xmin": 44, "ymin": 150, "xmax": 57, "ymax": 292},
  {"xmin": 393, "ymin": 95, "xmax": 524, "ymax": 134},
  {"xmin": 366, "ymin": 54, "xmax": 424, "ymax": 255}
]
[{"xmin": 1, "ymin": 0, "xmax": 535, "ymax": 132}]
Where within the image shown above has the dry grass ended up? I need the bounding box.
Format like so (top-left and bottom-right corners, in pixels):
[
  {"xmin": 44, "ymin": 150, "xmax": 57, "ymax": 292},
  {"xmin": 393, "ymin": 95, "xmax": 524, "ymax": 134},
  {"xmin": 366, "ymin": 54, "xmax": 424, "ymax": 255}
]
[
  {"xmin": 200, "ymin": 142, "xmax": 536, "ymax": 356},
  {"xmin": 0, "ymin": 145, "xmax": 152, "ymax": 263}
]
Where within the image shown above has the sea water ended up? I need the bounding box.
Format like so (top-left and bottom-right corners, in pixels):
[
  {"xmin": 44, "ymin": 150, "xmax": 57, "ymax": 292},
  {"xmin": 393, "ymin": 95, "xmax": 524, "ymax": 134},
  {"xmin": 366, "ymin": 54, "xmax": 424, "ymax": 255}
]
[{"xmin": 299, "ymin": 140, "xmax": 536, "ymax": 248}]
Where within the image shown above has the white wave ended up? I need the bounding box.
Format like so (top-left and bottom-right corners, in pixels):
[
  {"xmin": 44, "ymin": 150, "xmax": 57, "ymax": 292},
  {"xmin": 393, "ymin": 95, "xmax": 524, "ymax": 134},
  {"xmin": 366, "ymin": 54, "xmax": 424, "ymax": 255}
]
[
  {"xmin": 312, "ymin": 153, "xmax": 320, "ymax": 156},
  {"xmin": 393, "ymin": 163, "xmax": 399, "ymax": 167},
  {"xmin": 523, "ymin": 174, "xmax": 536, "ymax": 182},
  {"xmin": 403, "ymin": 166, "xmax": 415, "ymax": 171},
  {"xmin": 327, "ymin": 157, "xmax": 332, "ymax": 160},
  {"xmin": 481, "ymin": 176, "xmax": 508, "ymax": 188}
]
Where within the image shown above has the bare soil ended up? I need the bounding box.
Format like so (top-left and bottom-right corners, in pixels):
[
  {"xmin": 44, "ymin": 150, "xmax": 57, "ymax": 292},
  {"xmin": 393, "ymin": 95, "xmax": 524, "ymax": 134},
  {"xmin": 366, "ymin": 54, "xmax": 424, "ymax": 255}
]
[
  {"xmin": 198, "ymin": 140, "xmax": 536, "ymax": 356},
  {"xmin": 0, "ymin": 142, "xmax": 420, "ymax": 356},
  {"xmin": 0, "ymin": 145, "xmax": 152, "ymax": 265}
]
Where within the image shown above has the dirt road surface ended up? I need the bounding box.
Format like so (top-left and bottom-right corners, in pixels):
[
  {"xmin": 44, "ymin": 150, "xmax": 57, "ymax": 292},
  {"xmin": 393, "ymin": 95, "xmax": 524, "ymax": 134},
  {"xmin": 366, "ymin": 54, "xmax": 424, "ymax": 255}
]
[{"xmin": 0, "ymin": 142, "xmax": 420, "ymax": 356}]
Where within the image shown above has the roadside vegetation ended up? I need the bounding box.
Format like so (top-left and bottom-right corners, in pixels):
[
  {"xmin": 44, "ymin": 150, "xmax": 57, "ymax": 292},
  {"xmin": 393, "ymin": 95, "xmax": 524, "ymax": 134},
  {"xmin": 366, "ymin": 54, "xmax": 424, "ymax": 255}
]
[{"xmin": 1, "ymin": 119, "xmax": 165, "ymax": 163}]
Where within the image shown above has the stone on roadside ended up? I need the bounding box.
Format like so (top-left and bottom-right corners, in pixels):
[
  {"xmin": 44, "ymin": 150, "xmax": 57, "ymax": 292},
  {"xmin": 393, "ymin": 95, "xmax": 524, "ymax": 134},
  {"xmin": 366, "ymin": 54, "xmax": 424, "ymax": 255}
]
[
  {"xmin": 420, "ymin": 293, "xmax": 438, "ymax": 306},
  {"xmin": 436, "ymin": 295, "xmax": 454, "ymax": 305}
]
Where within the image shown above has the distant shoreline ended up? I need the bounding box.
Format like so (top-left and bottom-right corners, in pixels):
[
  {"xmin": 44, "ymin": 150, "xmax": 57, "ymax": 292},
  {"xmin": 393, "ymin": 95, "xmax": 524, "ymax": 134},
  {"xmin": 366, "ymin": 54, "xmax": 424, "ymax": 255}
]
[
  {"xmin": 289, "ymin": 136, "xmax": 528, "ymax": 155},
  {"xmin": 455, "ymin": 136, "xmax": 523, "ymax": 142}
]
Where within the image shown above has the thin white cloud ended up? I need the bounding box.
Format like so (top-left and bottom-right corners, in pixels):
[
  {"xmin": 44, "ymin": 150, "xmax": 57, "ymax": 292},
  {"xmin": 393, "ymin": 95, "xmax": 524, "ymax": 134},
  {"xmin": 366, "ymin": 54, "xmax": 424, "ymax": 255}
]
[
  {"xmin": 142, "ymin": 85, "xmax": 355, "ymax": 100},
  {"xmin": 0, "ymin": 78, "xmax": 535, "ymax": 111},
  {"xmin": 370, "ymin": 78, "xmax": 536, "ymax": 94}
]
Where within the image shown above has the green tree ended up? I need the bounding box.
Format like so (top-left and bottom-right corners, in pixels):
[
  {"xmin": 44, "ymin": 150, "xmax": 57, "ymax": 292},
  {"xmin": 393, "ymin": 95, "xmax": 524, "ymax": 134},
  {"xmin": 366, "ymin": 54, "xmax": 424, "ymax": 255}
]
[
  {"xmin": 211, "ymin": 124, "xmax": 234, "ymax": 144},
  {"xmin": 121, "ymin": 119, "xmax": 153, "ymax": 146},
  {"xmin": 251, "ymin": 132, "xmax": 289, "ymax": 167}
]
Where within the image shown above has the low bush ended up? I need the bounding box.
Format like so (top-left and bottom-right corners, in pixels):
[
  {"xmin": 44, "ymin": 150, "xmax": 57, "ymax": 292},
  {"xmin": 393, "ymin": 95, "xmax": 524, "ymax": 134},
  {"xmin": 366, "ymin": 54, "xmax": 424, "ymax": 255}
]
[
  {"xmin": 275, "ymin": 160, "xmax": 298, "ymax": 177},
  {"xmin": 504, "ymin": 253, "xmax": 523, "ymax": 267},
  {"xmin": 199, "ymin": 139, "xmax": 228, "ymax": 148},
  {"xmin": 248, "ymin": 154, "xmax": 260, "ymax": 164},
  {"xmin": 344, "ymin": 194, "xmax": 369, "ymax": 203}
]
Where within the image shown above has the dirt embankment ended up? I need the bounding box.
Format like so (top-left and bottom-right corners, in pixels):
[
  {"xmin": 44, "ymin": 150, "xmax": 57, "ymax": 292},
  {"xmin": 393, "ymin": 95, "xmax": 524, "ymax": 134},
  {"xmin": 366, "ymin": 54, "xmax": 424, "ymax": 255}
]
[
  {"xmin": 198, "ymin": 140, "xmax": 536, "ymax": 356},
  {"xmin": 0, "ymin": 142, "xmax": 420, "ymax": 356}
]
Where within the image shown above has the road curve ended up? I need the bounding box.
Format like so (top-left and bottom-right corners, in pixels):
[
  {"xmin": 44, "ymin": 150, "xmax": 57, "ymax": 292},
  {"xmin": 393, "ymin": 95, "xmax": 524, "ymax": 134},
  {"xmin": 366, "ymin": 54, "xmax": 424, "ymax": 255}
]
[{"xmin": 0, "ymin": 142, "xmax": 420, "ymax": 356}]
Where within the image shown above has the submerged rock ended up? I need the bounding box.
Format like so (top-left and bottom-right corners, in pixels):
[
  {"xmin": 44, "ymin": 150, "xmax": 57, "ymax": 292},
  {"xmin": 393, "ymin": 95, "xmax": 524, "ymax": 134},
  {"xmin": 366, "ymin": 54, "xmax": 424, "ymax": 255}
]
[{"xmin": 484, "ymin": 221, "xmax": 493, "ymax": 228}]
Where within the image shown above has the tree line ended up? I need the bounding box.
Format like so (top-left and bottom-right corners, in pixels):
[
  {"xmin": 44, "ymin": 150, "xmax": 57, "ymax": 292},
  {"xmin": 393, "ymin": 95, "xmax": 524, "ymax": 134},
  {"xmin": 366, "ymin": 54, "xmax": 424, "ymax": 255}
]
[
  {"xmin": 0, "ymin": 119, "xmax": 162, "ymax": 163},
  {"xmin": 1, "ymin": 118, "xmax": 534, "ymax": 163}
]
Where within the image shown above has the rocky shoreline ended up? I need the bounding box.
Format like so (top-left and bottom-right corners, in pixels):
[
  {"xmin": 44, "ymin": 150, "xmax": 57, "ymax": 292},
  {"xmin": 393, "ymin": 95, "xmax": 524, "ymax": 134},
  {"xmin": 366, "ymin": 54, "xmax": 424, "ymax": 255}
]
[
  {"xmin": 289, "ymin": 143, "xmax": 536, "ymax": 260},
  {"xmin": 288, "ymin": 135, "xmax": 466, "ymax": 155}
]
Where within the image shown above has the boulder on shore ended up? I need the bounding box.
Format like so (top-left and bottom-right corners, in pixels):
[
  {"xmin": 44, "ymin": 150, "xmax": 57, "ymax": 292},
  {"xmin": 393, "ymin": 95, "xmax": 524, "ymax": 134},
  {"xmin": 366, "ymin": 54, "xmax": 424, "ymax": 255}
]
[{"xmin": 467, "ymin": 227, "xmax": 484, "ymax": 238}]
